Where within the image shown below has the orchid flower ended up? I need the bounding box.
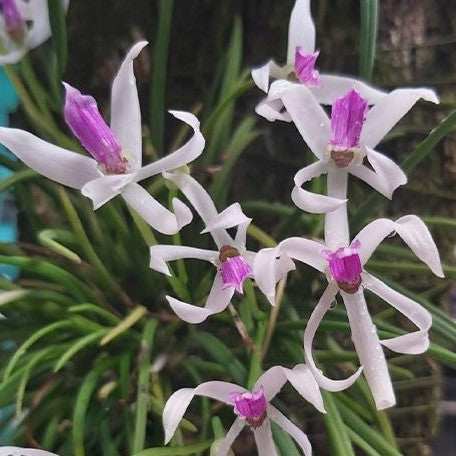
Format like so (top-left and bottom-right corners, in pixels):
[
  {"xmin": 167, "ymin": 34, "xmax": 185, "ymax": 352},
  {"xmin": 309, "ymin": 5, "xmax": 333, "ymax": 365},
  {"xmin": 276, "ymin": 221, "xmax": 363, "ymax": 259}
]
[
  {"xmin": 268, "ymin": 86, "xmax": 438, "ymax": 214},
  {"xmin": 254, "ymin": 215, "xmax": 443, "ymax": 409},
  {"xmin": 251, "ymin": 0, "xmax": 386, "ymax": 122},
  {"xmin": 0, "ymin": 448, "xmax": 58, "ymax": 456},
  {"xmin": 149, "ymin": 171, "xmax": 294, "ymax": 323},
  {"xmin": 0, "ymin": 0, "xmax": 69, "ymax": 65},
  {"xmin": 0, "ymin": 41, "xmax": 205, "ymax": 235},
  {"xmin": 163, "ymin": 364, "xmax": 325, "ymax": 456}
]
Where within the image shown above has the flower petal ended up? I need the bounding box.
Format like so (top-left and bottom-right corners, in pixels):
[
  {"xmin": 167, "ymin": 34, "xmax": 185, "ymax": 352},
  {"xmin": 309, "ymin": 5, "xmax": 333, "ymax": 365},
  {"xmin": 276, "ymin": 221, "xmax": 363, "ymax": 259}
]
[
  {"xmin": 251, "ymin": 60, "xmax": 288, "ymax": 93},
  {"xmin": 304, "ymin": 283, "xmax": 363, "ymax": 391},
  {"xmin": 314, "ymin": 74, "xmax": 386, "ymax": 105},
  {"xmin": 355, "ymin": 215, "xmax": 444, "ymax": 277},
  {"xmin": 342, "ymin": 289, "xmax": 396, "ymax": 409},
  {"xmin": 110, "ymin": 41, "xmax": 148, "ymax": 170},
  {"xmin": 292, "ymin": 162, "xmax": 348, "ymax": 213},
  {"xmin": 361, "ymin": 88, "xmax": 439, "ymax": 149},
  {"xmin": 149, "ymin": 245, "xmax": 216, "ymax": 275},
  {"xmin": 255, "ymin": 97, "xmax": 292, "ymax": 123},
  {"xmin": 166, "ymin": 274, "xmax": 234, "ymax": 323},
  {"xmin": 287, "ymin": 0, "xmax": 315, "ymax": 64},
  {"xmin": 81, "ymin": 174, "xmax": 134, "ymax": 209},
  {"xmin": 202, "ymin": 203, "xmax": 251, "ymax": 234},
  {"xmin": 0, "ymin": 48, "xmax": 27, "ymax": 65},
  {"xmin": 215, "ymin": 418, "xmax": 245, "ymax": 456},
  {"xmin": 0, "ymin": 448, "xmax": 59, "ymax": 456},
  {"xmin": 363, "ymin": 273, "xmax": 432, "ymax": 354},
  {"xmin": 278, "ymin": 237, "xmax": 326, "ymax": 272},
  {"xmin": 21, "ymin": 0, "xmax": 51, "ymax": 50},
  {"xmin": 0, "ymin": 127, "xmax": 100, "ymax": 188},
  {"xmin": 163, "ymin": 381, "xmax": 243, "ymax": 444},
  {"xmin": 276, "ymin": 81, "xmax": 331, "ymax": 159},
  {"xmin": 269, "ymin": 405, "xmax": 312, "ymax": 456},
  {"xmin": 254, "ymin": 419, "xmax": 279, "ymax": 456},
  {"xmin": 135, "ymin": 111, "xmax": 205, "ymax": 181},
  {"xmin": 122, "ymin": 182, "xmax": 192, "ymax": 234}
]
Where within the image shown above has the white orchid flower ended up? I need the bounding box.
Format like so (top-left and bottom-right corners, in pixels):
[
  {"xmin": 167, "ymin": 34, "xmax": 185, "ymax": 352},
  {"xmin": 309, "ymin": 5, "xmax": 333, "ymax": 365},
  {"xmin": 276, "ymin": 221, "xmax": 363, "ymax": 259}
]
[
  {"xmin": 254, "ymin": 215, "xmax": 443, "ymax": 409},
  {"xmin": 0, "ymin": 0, "xmax": 69, "ymax": 65},
  {"xmin": 163, "ymin": 364, "xmax": 325, "ymax": 456},
  {"xmin": 268, "ymin": 85, "xmax": 438, "ymax": 213},
  {"xmin": 0, "ymin": 448, "xmax": 58, "ymax": 456},
  {"xmin": 251, "ymin": 0, "xmax": 386, "ymax": 122},
  {"xmin": 149, "ymin": 172, "xmax": 294, "ymax": 323},
  {"xmin": 0, "ymin": 41, "xmax": 205, "ymax": 235}
]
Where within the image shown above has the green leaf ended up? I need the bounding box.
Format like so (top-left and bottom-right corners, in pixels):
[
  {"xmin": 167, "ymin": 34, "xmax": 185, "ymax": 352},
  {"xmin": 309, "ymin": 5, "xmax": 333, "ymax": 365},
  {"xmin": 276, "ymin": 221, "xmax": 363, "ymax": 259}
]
[
  {"xmin": 359, "ymin": 0, "xmax": 378, "ymax": 80},
  {"xmin": 132, "ymin": 440, "xmax": 212, "ymax": 456},
  {"xmin": 271, "ymin": 421, "xmax": 300, "ymax": 456},
  {"xmin": 47, "ymin": 0, "xmax": 68, "ymax": 76}
]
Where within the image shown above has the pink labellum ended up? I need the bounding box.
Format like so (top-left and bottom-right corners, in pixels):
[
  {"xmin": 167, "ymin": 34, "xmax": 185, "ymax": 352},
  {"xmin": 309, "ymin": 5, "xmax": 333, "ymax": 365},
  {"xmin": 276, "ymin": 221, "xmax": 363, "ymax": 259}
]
[
  {"xmin": 294, "ymin": 47, "xmax": 321, "ymax": 87},
  {"xmin": 1, "ymin": 0, "xmax": 24, "ymax": 40},
  {"xmin": 229, "ymin": 386, "xmax": 267, "ymax": 428},
  {"xmin": 219, "ymin": 245, "xmax": 253, "ymax": 293}
]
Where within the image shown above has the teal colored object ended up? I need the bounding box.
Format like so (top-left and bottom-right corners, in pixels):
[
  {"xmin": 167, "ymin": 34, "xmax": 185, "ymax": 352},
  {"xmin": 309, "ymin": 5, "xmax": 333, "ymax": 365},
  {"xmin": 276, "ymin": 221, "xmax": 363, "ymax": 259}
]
[{"xmin": 0, "ymin": 67, "xmax": 19, "ymax": 280}]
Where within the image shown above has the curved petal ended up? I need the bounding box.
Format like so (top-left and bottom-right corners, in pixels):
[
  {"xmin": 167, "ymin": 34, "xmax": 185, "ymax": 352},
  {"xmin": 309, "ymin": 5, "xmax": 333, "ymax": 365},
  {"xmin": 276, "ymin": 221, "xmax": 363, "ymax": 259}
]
[
  {"xmin": 81, "ymin": 174, "xmax": 134, "ymax": 209},
  {"xmin": 355, "ymin": 215, "xmax": 444, "ymax": 277},
  {"xmin": 255, "ymin": 97, "xmax": 292, "ymax": 123},
  {"xmin": 314, "ymin": 74, "xmax": 386, "ymax": 105},
  {"xmin": 251, "ymin": 60, "xmax": 287, "ymax": 93},
  {"xmin": 0, "ymin": 127, "xmax": 100, "ymax": 189},
  {"xmin": 361, "ymin": 88, "xmax": 439, "ymax": 149},
  {"xmin": 278, "ymin": 237, "xmax": 326, "ymax": 272},
  {"xmin": 254, "ymin": 419, "xmax": 278, "ymax": 456},
  {"xmin": 21, "ymin": 0, "xmax": 51, "ymax": 50},
  {"xmin": 202, "ymin": 203, "xmax": 251, "ymax": 235},
  {"xmin": 275, "ymin": 81, "xmax": 331, "ymax": 159},
  {"xmin": 256, "ymin": 365, "xmax": 324, "ymax": 413},
  {"xmin": 163, "ymin": 381, "xmax": 243, "ymax": 444},
  {"xmin": 122, "ymin": 182, "xmax": 192, "ymax": 234},
  {"xmin": 135, "ymin": 111, "xmax": 205, "ymax": 181},
  {"xmin": 363, "ymin": 273, "xmax": 432, "ymax": 354},
  {"xmin": 0, "ymin": 448, "xmax": 59, "ymax": 456},
  {"xmin": 167, "ymin": 274, "xmax": 234, "ymax": 324},
  {"xmin": 287, "ymin": 0, "xmax": 315, "ymax": 64},
  {"xmin": 149, "ymin": 245, "xmax": 216, "ymax": 275},
  {"xmin": 342, "ymin": 289, "xmax": 396, "ymax": 409},
  {"xmin": 304, "ymin": 283, "xmax": 363, "ymax": 391},
  {"xmin": 215, "ymin": 418, "xmax": 244, "ymax": 456},
  {"xmin": 110, "ymin": 41, "xmax": 148, "ymax": 170},
  {"xmin": 269, "ymin": 406, "xmax": 312, "ymax": 456},
  {"xmin": 292, "ymin": 162, "xmax": 348, "ymax": 213},
  {"xmin": 349, "ymin": 163, "xmax": 390, "ymax": 196}
]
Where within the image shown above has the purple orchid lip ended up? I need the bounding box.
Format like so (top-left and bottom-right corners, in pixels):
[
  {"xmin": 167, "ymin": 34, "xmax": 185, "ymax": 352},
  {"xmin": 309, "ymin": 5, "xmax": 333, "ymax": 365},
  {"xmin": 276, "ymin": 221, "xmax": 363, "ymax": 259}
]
[
  {"xmin": 328, "ymin": 90, "xmax": 368, "ymax": 167},
  {"xmin": 2, "ymin": 0, "xmax": 25, "ymax": 40},
  {"xmin": 63, "ymin": 83, "xmax": 129, "ymax": 175},
  {"xmin": 219, "ymin": 245, "xmax": 253, "ymax": 293},
  {"xmin": 294, "ymin": 47, "xmax": 321, "ymax": 87},
  {"xmin": 229, "ymin": 386, "xmax": 267, "ymax": 428},
  {"xmin": 323, "ymin": 240, "xmax": 362, "ymax": 293}
]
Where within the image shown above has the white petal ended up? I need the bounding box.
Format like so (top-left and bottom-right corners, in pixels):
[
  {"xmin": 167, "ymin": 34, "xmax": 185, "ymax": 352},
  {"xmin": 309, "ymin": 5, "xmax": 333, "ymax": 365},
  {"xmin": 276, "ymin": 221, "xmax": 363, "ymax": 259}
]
[
  {"xmin": 0, "ymin": 448, "xmax": 59, "ymax": 456},
  {"xmin": 269, "ymin": 405, "xmax": 312, "ymax": 456},
  {"xmin": 0, "ymin": 127, "xmax": 100, "ymax": 189},
  {"xmin": 253, "ymin": 247, "xmax": 282, "ymax": 305},
  {"xmin": 81, "ymin": 174, "xmax": 134, "ymax": 209},
  {"xmin": 202, "ymin": 203, "xmax": 251, "ymax": 234},
  {"xmin": 0, "ymin": 47, "xmax": 27, "ymax": 65},
  {"xmin": 287, "ymin": 0, "xmax": 315, "ymax": 64},
  {"xmin": 149, "ymin": 245, "xmax": 216, "ymax": 275},
  {"xmin": 256, "ymin": 365, "xmax": 324, "ymax": 413},
  {"xmin": 304, "ymin": 283, "xmax": 363, "ymax": 391},
  {"xmin": 314, "ymin": 74, "xmax": 386, "ymax": 105},
  {"xmin": 122, "ymin": 182, "xmax": 192, "ymax": 234},
  {"xmin": 167, "ymin": 274, "xmax": 234, "ymax": 324},
  {"xmin": 251, "ymin": 60, "xmax": 286, "ymax": 93},
  {"xmin": 349, "ymin": 164, "xmax": 390, "ymax": 196},
  {"xmin": 363, "ymin": 273, "xmax": 432, "ymax": 354},
  {"xmin": 21, "ymin": 0, "xmax": 51, "ymax": 50},
  {"xmin": 135, "ymin": 111, "xmax": 205, "ymax": 181},
  {"xmin": 292, "ymin": 162, "xmax": 348, "ymax": 213},
  {"xmin": 276, "ymin": 81, "xmax": 331, "ymax": 159},
  {"xmin": 342, "ymin": 289, "xmax": 396, "ymax": 410},
  {"xmin": 254, "ymin": 419, "xmax": 278, "ymax": 456},
  {"xmin": 278, "ymin": 237, "xmax": 326, "ymax": 272},
  {"xmin": 255, "ymin": 97, "xmax": 292, "ymax": 123},
  {"xmin": 110, "ymin": 41, "xmax": 148, "ymax": 170},
  {"xmin": 355, "ymin": 215, "xmax": 444, "ymax": 276},
  {"xmin": 215, "ymin": 418, "xmax": 245, "ymax": 456},
  {"xmin": 163, "ymin": 171, "xmax": 233, "ymax": 246},
  {"xmin": 361, "ymin": 88, "xmax": 439, "ymax": 149},
  {"xmin": 163, "ymin": 382, "xmax": 243, "ymax": 444}
]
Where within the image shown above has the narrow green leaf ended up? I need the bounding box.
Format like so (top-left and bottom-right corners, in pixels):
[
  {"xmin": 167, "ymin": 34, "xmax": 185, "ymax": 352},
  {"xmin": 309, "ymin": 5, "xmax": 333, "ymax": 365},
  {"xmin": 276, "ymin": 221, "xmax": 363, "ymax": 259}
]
[
  {"xmin": 38, "ymin": 229, "xmax": 81, "ymax": 263},
  {"xmin": 359, "ymin": 0, "xmax": 378, "ymax": 80},
  {"xmin": 132, "ymin": 440, "xmax": 212, "ymax": 456},
  {"xmin": 47, "ymin": 0, "xmax": 68, "ymax": 75},
  {"xmin": 271, "ymin": 421, "xmax": 300, "ymax": 456}
]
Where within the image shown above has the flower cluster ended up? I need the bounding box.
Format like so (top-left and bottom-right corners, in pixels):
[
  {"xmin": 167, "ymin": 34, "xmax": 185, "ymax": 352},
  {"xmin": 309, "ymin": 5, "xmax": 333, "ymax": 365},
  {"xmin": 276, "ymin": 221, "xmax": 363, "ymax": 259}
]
[{"xmin": 0, "ymin": 0, "xmax": 444, "ymax": 454}]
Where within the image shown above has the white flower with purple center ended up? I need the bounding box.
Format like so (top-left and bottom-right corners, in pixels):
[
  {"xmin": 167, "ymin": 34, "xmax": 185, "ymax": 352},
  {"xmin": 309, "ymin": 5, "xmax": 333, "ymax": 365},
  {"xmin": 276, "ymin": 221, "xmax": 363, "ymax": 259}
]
[
  {"xmin": 163, "ymin": 364, "xmax": 325, "ymax": 456},
  {"xmin": 0, "ymin": 0, "xmax": 69, "ymax": 64},
  {"xmin": 267, "ymin": 86, "xmax": 438, "ymax": 214},
  {"xmin": 251, "ymin": 0, "xmax": 386, "ymax": 122},
  {"xmin": 0, "ymin": 448, "xmax": 58, "ymax": 456},
  {"xmin": 149, "ymin": 171, "xmax": 294, "ymax": 323},
  {"xmin": 254, "ymin": 215, "xmax": 443, "ymax": 409},
  {"xmin": 0, "ymin": 41, "xmax": 205, "ymax": 235}
]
